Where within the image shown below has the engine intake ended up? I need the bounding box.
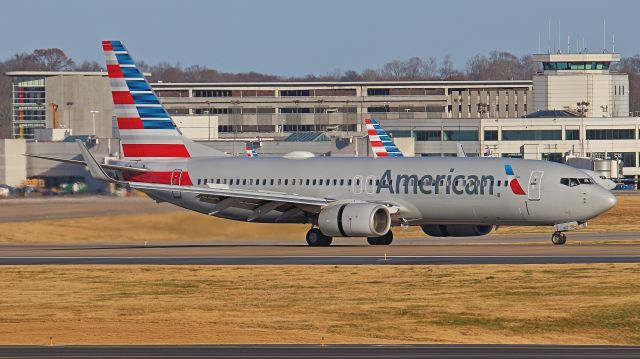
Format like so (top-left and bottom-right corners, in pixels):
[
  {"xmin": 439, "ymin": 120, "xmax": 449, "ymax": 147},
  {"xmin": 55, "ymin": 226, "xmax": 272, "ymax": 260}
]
[
  {"xmin": 318, "ymin": 203, "xmax": 391, "ymax": 237},
  {"xmin": 421, "ymin": 224, "xmax": 493, "ymax": 237}
]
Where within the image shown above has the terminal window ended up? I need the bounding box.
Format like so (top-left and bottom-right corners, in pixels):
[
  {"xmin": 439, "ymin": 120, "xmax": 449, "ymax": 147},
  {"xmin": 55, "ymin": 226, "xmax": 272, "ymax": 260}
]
[
  {"xmin": 484, "ymin": 130, "xmax": 498, "ymax": 141},
  {"xmin": 586, "ymin": 129, "xmax": 635, "ymax": 140},
  {"xmin": 565, "ymin": 129, "xmax": 580, "ymax": 140}
]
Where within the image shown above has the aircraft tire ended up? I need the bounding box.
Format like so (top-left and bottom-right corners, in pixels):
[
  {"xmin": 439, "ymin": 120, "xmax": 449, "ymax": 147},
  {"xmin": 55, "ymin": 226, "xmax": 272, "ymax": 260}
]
[
  {"xmin": 306, "ymin": 228, "xmax": 332, "ymax": 246},
  {"xmin": 551, "ymin": 231, "xmax": 566, "ymax": 245},
  {"xmin": 367, "ymin": 230, "xmax": 393, "ymax": 245}
]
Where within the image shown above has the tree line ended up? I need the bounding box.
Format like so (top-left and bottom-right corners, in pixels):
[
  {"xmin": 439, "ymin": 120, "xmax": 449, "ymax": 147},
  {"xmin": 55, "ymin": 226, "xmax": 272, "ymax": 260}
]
[{"xmin": 2, "ymin": 48, "xmax": 640, "ymax": 137}]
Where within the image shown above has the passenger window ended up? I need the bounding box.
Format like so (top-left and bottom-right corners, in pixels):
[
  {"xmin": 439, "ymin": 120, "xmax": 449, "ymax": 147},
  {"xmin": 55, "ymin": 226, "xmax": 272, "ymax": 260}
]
[
  {"xmin": 497, "ymin": 180, "xmax": 501, "ymax": 186},
  {"xmin": 292, "ymin": 179, "xmax": 296, "ymax": 185},
  {"xmin": 262, "ymin": 179, "xmax": 266, "ymax": 185},
  {"xmin": 285, "ymin": 179, "xmax": 289, "ymax": 185},
  {"xmin": 333, "ymin": 179, "xmax": 337, "ymax": 186},
  {"xmin": 278, "ymin": 179, "xmax": 282, "ymax": 185},
  {"xmin": 270, "ymin": 179, "xmax": 274, "ymax": 185},
  {"xmin": 348, "ymin": 179, "xmax": 352, "ymax": 186},
  {"xmin": 197, "ymin": 178, "xmax": 201, "ymax": 185},
  {"xmin": 340, "ymin": 179, "xmax": 345, "ymax": 186},
  {"xmin": 356, "ymin": 179, "xmax": 361, "ymax": 185},
  {"xmin": 375, "ymin": 179, "xmax": 380, "ymax": 185},
  {"xmin": 242, "ymin": 179, "xmax": 247, "ymax": 185},
  {"xmin": 216, "ymin": 179, "xmax": 221, "ymax": 184},
  {"xmin": 313, "ymin": 179, "xmax": 317, "ymax": 185},
  {"xmin": 306, "ymin": 179, "xmax": 310, "ymax": 185}
]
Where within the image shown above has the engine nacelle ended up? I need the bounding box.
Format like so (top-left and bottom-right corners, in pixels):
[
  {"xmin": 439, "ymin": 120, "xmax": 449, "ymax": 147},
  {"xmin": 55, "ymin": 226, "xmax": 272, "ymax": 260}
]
[
  {"xmin": 421, "ymin": 224, "xmax": 493, "ymax": 237},
  {"xmin": 318, "ymin": 203, "xmax": 391, "ymax": 237}
]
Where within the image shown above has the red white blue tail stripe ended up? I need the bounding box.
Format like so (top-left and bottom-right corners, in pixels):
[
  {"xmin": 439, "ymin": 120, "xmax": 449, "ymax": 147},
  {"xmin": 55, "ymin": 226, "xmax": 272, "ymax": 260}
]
[
  {"xmin": 102, "ymin": 40, "xmax": 190, "ymax": 158},
  {"xmin": 364, "ymin": 118, "xmax": 403, "ymax": 158},
  {"xmin": 245, "ymin": 146, "xmax": 258, "ymax": 157}
]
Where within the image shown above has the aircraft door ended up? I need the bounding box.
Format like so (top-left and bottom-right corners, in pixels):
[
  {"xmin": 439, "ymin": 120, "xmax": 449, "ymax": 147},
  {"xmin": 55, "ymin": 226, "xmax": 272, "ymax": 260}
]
[
  {"xmin": 365, "ymin": 175, "xmax": 376, "ymax": 194},
  {"xmin": 528, "ymin": 171, "xmax": 543, "ymax": 201},
  {"xmin": 171, "ymin": 169, "xmax": 183, "ymax": 199}
]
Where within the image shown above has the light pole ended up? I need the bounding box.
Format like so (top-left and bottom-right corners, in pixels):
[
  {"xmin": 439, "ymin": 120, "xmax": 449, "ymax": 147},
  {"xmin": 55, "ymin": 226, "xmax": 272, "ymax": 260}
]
[
  {"xmin": 203, "ymin": 110, "xmax": 210, "ymax": 141},
  {"xmin": 90, "ymin": 109, "xmax": 99, "ymax": 136}
]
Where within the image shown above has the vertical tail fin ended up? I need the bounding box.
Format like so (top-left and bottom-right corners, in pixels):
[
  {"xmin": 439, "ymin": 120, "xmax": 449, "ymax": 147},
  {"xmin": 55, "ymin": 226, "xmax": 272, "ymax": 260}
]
[
  {"xmin": 102, "ymin": 40, "xmax": 225, "ymax": 159},
  {"xmin": 364, "ymin": 118, "xmax": 403, "ymax": 158}
]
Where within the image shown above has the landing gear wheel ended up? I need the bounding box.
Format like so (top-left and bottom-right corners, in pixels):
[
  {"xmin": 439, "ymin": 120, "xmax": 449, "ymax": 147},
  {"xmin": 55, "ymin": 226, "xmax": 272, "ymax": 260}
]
[
  {"xmin": 551, "ymin": 231, "xmax": 567, "ymax": 245},
  {"xmin": 367, "ymin": 230, "xmax": 393, "ymax": 245},
  {"xmin": 306, "ymin": 228, "xmax": 333, "ymax": 246}
]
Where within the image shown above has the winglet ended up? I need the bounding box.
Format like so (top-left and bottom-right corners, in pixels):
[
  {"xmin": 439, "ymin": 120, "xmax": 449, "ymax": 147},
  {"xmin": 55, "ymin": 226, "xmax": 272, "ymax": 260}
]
[{"xmin": 76, "ymin": 140, "xmax": 117, "ymax": 183}]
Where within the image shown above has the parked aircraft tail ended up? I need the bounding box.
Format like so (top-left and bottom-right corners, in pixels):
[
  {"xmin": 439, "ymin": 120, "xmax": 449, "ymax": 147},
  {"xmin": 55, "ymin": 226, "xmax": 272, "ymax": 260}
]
[{"xmin": 364, "ymin": 118, "xmax": 403, "ymax": 158}]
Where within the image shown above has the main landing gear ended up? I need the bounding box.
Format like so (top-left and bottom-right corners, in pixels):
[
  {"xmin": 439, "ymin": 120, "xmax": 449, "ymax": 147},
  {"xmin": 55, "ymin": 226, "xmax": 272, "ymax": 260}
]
[
  {"xmin": 306, "ymin": 228, "xmax": 333, "ymax": 246},
  {"xmin": 551, "ymin": 231, "xmax": 567, "ymax": 245},
  {"xmin": 367, "ymin": 230, "xmax": 393, "ymax": 245}
]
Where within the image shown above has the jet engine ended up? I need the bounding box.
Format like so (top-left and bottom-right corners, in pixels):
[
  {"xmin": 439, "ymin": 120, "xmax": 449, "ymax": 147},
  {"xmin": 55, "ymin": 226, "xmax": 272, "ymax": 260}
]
[
  {"xmin": 421, "ymin": 224, "xmax": 493, "ymax": 237},
  {"xmin": 318, "ymin": 203, "xmax": 391, "ymax": 237}
]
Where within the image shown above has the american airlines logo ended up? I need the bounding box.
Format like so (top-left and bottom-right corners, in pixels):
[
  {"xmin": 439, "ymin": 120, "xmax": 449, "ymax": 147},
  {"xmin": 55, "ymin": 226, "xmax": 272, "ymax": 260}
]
[
  {"xmin": 376, "ymin": 169, "xmax": 496, "ymax": 195},
  {"xmin": 505, "ymin": 164, "xmax": 526, "ymax": 195}
]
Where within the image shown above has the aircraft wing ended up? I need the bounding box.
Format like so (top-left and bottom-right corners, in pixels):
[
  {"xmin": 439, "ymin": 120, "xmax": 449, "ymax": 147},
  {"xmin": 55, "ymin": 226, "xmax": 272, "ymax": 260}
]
[{"xmin": 129, "ymin": 181, "xmax": 329, "ymax": 208}]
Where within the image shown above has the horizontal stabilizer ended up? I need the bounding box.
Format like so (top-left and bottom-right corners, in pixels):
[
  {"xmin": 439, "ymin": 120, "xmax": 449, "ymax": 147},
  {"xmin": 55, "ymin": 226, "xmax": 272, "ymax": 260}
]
[{"xmin": 25, "ymin": 154, "xmax": 149, "ymax": 174}]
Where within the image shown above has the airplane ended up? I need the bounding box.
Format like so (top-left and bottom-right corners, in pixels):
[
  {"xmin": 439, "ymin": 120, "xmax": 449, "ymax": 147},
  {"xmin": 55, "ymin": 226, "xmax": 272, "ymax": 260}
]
[
  {"xmin": 31, "ymin": 40, "xmax": 617, "ymax": 247},
  {"xmin": 245, "ymin": 145, "xmax": 258, "ymax": 157},
  {"xmin": 366, "ymin": 119, "xmax": 617, "ymax": 190}
]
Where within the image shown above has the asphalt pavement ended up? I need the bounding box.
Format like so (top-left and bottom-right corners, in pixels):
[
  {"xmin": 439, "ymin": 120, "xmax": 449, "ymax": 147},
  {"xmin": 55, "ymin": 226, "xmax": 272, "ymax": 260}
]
[{"xmin": 1, "ymin": 345, "xmax": 639, "ymax": 359}]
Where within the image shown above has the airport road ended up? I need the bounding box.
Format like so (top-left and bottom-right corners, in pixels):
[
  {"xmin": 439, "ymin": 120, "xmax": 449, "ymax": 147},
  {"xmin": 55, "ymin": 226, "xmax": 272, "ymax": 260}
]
[
  {"xmin": 2, "ymin": 233, "xmax": 640, "ymax": 264},
  {"xmin": 0, "ymin": 345, "xmax": 639, "ymax": 358}
]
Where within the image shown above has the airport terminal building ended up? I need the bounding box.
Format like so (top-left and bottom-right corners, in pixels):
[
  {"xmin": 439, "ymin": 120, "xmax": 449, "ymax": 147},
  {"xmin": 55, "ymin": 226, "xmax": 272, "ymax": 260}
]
[{"xmin": 3, "ymin": 51, "xmax": 639, "ymax": 188}]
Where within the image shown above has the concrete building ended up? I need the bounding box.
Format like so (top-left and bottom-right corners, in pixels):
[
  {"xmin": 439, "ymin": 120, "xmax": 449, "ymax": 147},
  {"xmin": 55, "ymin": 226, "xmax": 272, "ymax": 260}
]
[
  {"xmin": 532, "ymin": 53, "xmax": 629, "ymax": 117},
  {"xmin": 7, "ymin": 71, "xmax": 533, "ymax": 140},
  {"xmin": 2, "ymin": 51, "xmax": 639, "ymax": 187}
]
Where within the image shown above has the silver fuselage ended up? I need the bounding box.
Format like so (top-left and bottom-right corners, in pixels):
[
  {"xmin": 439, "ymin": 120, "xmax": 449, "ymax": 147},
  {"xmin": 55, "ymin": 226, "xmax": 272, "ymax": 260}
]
[{"xmin": 133, "ymin": 156, "xmax": 617, "ymax": 227}]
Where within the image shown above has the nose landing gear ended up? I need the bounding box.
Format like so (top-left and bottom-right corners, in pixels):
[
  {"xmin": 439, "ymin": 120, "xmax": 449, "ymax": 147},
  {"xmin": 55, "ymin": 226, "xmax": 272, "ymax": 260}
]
[
  {"xmin": 551, "ymin": 231, "xmax": 567, "ymax": 245},
  {"xmin": 550, "ymin": 221, "xmax": 587, "ymax": 245}
]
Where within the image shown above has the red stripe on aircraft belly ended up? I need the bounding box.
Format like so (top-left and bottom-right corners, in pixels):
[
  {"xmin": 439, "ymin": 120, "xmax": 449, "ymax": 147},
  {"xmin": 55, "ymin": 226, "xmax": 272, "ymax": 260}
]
[
  {"xmin": 122, "ymin": 144, "xmax": 190, "ymax": 158},
  {"xmin": 117, "ymin": 117, "xmax": 144, "ymax": 129},
  {"xmin": 123, "ymin": 171, "xmax": 193, "ymax": 185}
]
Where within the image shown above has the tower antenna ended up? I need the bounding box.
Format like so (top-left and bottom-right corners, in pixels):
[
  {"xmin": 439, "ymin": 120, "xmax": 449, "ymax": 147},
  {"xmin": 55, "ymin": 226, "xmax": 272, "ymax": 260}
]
[{"xmin": 603, "ymin": 19, "xmax": 607, "ymax": 52}]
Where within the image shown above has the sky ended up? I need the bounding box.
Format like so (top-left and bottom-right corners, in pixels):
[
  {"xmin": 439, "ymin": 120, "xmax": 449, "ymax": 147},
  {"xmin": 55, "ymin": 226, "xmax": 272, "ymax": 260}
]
[{"xmin": 1, "ymin": 0, "xmax": 638, "ymax": 76}]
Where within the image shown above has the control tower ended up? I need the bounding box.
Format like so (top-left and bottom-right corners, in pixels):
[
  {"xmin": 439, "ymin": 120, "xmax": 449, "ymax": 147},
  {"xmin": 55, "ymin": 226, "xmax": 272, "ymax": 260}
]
[{"xmin": 532, "ymin": 53, "xmax": 628, "ymax": 117}]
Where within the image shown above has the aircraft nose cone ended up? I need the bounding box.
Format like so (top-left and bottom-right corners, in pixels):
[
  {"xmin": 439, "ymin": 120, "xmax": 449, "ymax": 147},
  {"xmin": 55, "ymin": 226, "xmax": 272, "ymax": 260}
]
[{"xmin": 592, "ymin": 188, "xmax": 617, "ymax": 215}]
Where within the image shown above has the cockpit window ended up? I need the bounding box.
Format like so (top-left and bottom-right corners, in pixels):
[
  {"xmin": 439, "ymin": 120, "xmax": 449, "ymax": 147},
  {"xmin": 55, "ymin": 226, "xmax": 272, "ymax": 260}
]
[
  {"xmin": 599, "ymin": 175, "xmax": 607, "ymax": 180},
  {"xmin": 560, "ymin": 177, "xmax": 593, "ymax": 187}
]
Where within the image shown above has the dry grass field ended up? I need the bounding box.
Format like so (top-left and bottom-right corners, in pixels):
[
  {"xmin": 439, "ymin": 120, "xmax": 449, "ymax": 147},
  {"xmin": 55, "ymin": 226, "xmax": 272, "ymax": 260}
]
[
  {"xmin": 0, "ymin": 264, "xmax": 639, "ymax": 345},
  {"xmin": 0, "ymin": 194, "xmax": 639, "ymax": 244}
]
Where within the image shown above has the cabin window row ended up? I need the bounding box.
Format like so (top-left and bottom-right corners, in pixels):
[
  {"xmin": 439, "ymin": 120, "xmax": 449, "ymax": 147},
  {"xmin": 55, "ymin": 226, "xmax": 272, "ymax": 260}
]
[{"xmin": 195, "ymin": 177, "xmax": 513, "ymax": 188}]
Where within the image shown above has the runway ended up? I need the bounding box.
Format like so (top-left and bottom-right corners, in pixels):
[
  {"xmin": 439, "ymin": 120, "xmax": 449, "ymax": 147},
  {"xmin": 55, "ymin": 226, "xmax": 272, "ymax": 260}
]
[
  {"xmin": 1, "ymin": 345, "xmax": 639, "ymax": 359},
  {"xmin": 2, "ymin": 232, "xmax": 640, "ymax": 264}
]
